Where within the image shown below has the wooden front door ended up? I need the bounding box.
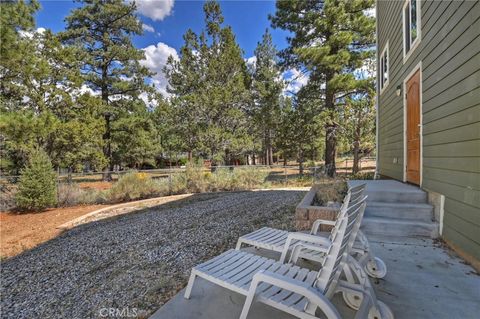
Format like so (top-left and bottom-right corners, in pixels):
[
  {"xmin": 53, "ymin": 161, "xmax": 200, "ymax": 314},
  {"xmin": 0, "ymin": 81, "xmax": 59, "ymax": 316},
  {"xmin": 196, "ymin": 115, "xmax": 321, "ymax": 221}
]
[{"xmin": 406, "ymin": 70, "xmax": 421, "ymax": 185}]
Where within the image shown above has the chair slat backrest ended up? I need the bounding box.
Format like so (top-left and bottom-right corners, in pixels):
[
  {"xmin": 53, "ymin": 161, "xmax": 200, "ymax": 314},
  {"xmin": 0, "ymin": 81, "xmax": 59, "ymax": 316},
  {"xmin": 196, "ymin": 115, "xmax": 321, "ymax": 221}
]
[
  {"xmin": 331, "ymin": 183, "xmax": 366, "ymax": 222},
  {"xmin": 313, "ymin": 198, "xmax": 367, "ymax": 296},
  {"xmin": 326, "ymin": 191, "xmax": 351, "ymax": 241},
  {"xmin": 328, "ymin": 183, "xmax": 366, "ymax": 240},
  {"xmin": 349, "ymin": 183, "xmax": 367, "ymax": 206}
]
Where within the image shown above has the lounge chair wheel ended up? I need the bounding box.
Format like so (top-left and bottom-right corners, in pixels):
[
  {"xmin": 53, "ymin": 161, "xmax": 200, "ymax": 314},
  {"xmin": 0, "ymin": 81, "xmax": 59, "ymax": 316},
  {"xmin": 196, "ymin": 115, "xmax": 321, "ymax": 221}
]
[
  {"xmin": 342, "ymin": 291, "xmax": 362, "ymax": 310},
  {"xmin": 365, "ymin": 257, "xmax": 387, "ymax": 278},
  {"xmin": 368, "ymin": 300, "xmax": 394, "ymax": 319}
]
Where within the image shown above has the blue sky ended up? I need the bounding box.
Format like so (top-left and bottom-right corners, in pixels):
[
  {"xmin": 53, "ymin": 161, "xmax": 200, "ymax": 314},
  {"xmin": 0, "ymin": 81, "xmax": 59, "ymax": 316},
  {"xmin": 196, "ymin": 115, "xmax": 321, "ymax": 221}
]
[
  {"xmin": 35, "ymin": 1, "xmax": 305, "ymax": 96},
  {"xmin": 36, "ymin": 0, "xmax": 289, "ymax": 57}
]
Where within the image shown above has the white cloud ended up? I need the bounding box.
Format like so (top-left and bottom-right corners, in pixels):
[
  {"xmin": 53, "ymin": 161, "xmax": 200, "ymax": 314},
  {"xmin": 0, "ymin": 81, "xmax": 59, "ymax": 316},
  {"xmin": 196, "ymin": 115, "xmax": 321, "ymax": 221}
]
[
  {"xmin": 142, "ymin": 23, "xmax": 155, "ymax": 33},
  {"xmin": 246, "ymin": 56, "xmax": 257, "ymax": 67},
  {"xmin": 245, "ymin": 56, "xmax": 257, "ymax": 72},
  {"xmin": 140, "ymin": 42, "xmax": 178, "ymax": 97},
  {"xmin": 283, "ymin": 68, "xmax": 309, "ymax": 95},
  {"xmin": 72, "ymin": 84, "xmax": 99, "ymax": 97},
  {"xmin": 364, "ymin": 8, "xmax": 375, "ymax": 17},
  {"xmin": 19, "ymin": 27, "xmax": 46, "ymax": 39},
  {"xmin": 136, "ymin": 0, "xmax": 174, "ymax": 21}
]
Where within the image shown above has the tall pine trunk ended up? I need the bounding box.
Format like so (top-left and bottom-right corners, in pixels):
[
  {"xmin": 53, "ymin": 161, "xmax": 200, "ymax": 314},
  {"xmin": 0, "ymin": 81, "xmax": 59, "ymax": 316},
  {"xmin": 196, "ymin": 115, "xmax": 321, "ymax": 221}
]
[
  {"xmin": 102, "ymin": 113, "xmax": 112, "ymax": 181},
  {"xmin": 267, "ymin": 129, "xmax": 273, "ymax": 165},
  {"xmin": 324, "ymin": 74, "xmax": 337, "ymax": 177},
  {"xmin": 352, "ymin": 124, "xmax": 361, "ymax": 174},
  {"xmin": 298, "ymin": 148, "xmax": 304, "ymax": 175},
  {"xmin": 102, "ymin": 73, "xmax": 112, "ymax": 181}
]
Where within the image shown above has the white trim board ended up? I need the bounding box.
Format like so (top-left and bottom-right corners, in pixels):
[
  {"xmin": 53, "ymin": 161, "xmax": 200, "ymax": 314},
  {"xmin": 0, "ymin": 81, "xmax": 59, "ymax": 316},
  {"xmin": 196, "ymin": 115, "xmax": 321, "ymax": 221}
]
[
  {"xmin": 402, "ymin": 0, "xmax": 422, "ymax": 63},
  {"xmin": 402, "ymin": 61, "xmax": 423, "ymax": 186},
  {"xmin": 379, "ymin": 41, "xmax": 390, "ymax": 95}
]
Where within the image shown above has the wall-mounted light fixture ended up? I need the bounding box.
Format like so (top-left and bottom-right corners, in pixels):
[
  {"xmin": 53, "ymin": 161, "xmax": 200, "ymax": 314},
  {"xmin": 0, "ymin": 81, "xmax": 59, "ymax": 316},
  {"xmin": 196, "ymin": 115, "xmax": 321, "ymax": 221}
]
[{"xmin": 396, "ymin": 85, "xmax": 402, "ymax": 97}]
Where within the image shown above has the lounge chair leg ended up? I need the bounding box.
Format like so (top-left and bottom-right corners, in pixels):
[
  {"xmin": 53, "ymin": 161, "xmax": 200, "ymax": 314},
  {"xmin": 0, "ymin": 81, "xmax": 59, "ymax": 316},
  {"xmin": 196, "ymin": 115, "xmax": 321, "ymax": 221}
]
[
  {"xmin": 239, "ymin": 289, "xmax": 255, "ymax": 319},
  {"xmin": 236, "ymin": 240, "xmax": 242, "ymax": 250},
  {"xmin": 184, "ymin": 271, "xmax": 197, "ymax": 299}
]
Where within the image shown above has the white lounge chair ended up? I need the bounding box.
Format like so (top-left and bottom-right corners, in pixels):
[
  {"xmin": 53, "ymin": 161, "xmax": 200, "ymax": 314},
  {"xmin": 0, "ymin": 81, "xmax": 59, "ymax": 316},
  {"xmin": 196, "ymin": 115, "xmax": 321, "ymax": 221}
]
[
  {"xmin": 184, "ymin": 200, "xmax": 393, "ymax": 319},
  {"xmin": 236, "ymin": 184, "xmax": 387, "ymax": 278}
]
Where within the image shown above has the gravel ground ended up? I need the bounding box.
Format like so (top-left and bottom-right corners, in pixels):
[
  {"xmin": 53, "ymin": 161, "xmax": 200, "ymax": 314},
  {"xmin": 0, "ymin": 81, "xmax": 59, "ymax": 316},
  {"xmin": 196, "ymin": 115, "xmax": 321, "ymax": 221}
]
[{"xmin": 1, "ymin": 190, "xmax": 305, "ymax": 319}]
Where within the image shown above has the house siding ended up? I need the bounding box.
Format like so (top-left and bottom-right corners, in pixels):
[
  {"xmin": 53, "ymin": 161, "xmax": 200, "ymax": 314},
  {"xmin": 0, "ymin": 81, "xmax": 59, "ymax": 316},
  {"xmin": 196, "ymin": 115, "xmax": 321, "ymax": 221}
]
[{"xmin": 376, "ymin": 0, "xmax": 480, "ymax": 260}]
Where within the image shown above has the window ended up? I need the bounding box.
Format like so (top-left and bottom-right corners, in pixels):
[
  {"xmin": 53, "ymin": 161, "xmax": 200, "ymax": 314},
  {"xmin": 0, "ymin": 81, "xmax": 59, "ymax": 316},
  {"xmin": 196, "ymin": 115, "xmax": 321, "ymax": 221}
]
[
  {"xmin": 403, "ymin": 0, "xmax": 421, "ymax": 60},
  {"xmin": 380, "ymin": 42, "xmax": 389, "ymax": 92}
]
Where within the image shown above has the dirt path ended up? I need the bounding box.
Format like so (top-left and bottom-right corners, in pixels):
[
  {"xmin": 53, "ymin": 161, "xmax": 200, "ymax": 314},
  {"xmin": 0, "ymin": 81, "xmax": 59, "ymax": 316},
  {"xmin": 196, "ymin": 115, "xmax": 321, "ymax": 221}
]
[{"xmin": 0, "ymin": 205, "xmax": 106, "ymax": 259}]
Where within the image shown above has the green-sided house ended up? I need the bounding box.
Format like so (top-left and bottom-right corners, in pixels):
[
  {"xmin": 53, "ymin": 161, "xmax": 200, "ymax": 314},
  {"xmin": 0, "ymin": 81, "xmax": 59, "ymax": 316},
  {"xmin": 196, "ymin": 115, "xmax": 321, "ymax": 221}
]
[{"xmin": 375, "ymin": 0, "xmax": 480, "ymax": 264}]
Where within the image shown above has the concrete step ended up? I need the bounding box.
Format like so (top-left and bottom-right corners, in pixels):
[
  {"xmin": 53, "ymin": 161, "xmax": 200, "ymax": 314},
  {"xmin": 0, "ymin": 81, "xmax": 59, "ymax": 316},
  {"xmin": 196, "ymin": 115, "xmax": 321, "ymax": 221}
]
[
  {"xmin": 365, "ymin": 202, "xmax": 433, "ymax": 222},
  {"xmin": 364, "ymin": 189, "xmax": 427, "ymax": 204},
  {"xmin": 361, "ymin": 216, "xmax": 439, "ymax": 238},
  {"xmin": 349, "ymin": 180, "xmax": 428, "ymax": 204}
]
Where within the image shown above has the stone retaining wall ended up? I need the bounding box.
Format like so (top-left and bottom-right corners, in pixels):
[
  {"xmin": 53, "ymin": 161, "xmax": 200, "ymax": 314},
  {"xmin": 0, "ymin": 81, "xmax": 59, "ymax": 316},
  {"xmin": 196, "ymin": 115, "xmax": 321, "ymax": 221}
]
[{"xmin": 295, "ymin": 184, "xmax": 340, "ymax": 231}]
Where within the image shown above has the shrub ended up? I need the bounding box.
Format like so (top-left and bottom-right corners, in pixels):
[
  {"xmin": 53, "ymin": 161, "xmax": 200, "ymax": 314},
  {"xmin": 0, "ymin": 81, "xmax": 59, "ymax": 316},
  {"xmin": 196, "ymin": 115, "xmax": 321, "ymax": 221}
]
[
  {"xmin": 174, "ymin": 164, "xmax": 269, "ymax": 193},
  {"xmin": 169, "ymin": 173, "xmax": 188, "ymax": 194},
  {"xmin": 79, "ymin": 187, "xmax": 108, "ymax": 204},
  {"xmin": 15, "ymin": 149, "xmax": 57, "ymax": 211},
  {"xmin": 350, "ymin": 171, "xmax": 375, "ymax": 180},
  {"xmin": 230, "ymin": 167, "xmax": 268, "ymax": 190},
  {"xmin": 210, "ymin": 168, "xmax": 233, "ymax": 191},
  {"xmin": 314, "ymin": 180, "xmax": 348, "ymax": 206},
  {"xmin": 185, "ymin": 162, "xmax": 210, "ymax": 193},
  {"xmin": 57, "ymin": 183, "xmax": 82, "ymax": 206},
  {"xmin": 108, "ymin": 171, "xmax": 160, "ymax": 202},
  {"xmin": 57, "ymin": 183, "xmax": 107, "ymax": 206},
  {"xmin": 177, "ymin": 158, "xmax": 188, "ymax": 166},
  {"xmin": 305, "ymin": 160, "xmax": 317, "ymax": 168}
]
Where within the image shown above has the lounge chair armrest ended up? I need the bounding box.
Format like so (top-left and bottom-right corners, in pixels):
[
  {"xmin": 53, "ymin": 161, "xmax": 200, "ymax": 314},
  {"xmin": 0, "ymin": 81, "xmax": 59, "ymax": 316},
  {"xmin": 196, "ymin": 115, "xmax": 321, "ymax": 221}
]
[
  {"xmin": 289, "ymin": 242, "xmax": 329, "ymax": 264},
  {"xmin": 288, "ymin": 232, "xmax": 332, "ymax": 245},
  {"xmin": 241, "ymin": 270, "xmax": 341, "ymax": 319},
  {"xmin": 279, "ymin": 233, "xmax": 331, "ymax": 263},
  {"xmin": 311, "ymin": 219, "xmax": 336, "ymax": 235},
  {"xmin": 253, "ymin": 269, "xmax": 312, "ymax": 290}
]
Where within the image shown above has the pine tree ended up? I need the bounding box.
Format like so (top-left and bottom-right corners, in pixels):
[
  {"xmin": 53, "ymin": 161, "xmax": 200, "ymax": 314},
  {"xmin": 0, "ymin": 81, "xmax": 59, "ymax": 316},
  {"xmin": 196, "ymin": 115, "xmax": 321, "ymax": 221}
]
[
  {"xmin": 0, "ymin": 0, "xmax": 40, "ymax": 108},
  {"xmin": 111, "ymin": 100, "xmax": 160, "ymax": 168},
  {"xmin": 15, "ymin": 149, "xmax": 57, "ymax": 211},
  {"xmin": 251, "ymin": 29, "xmax": 284, "ymax": 165},
  {"xmin": 150, "ymin": 94, "xmax": 184, "ymax": 167},
  {"xmin": 275, "ymin": 96, "xmax": 296, "ymax": 165},
  {"xmin": 292, "ymin": 89, "xmax": 323, "ymax": 174},
  {"xmin": 165, "ymin": 0, "xmax": 251, "ymax": 165},
  {"xmin": 342, "ymin": 94, "xmax": 375, "ymax": 174},
  {"xmin": 0, "ymin": 104, "xmax": 106, "ymax": 175},
  {"xmin": 25, "ymin": 29, "xmax": 83, "ymax": 115},
  {"xmin": 0, "ymin": 1, "xmax": 105, "ymax": 174},
  {"xmin": 164, "ymin": 28, "xmax": 203, "ymax": 161},
  {"xmin": 60, "ymin": 0, "xmax": 153, "ymax": 180},
  {"xmin": 271, "ymin": 0, "xmax": 375, "ymax": 176},
  {"xmin": 0, "ymin": 111, "xmax": 57, "ymax": 174}
]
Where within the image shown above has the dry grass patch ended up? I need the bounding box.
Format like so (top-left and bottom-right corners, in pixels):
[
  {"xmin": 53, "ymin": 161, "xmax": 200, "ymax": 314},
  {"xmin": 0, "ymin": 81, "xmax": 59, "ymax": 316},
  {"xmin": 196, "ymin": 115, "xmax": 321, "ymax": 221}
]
[{"xmin": 313, "ymin": 180, "xmax": 348, "ymax": 206}]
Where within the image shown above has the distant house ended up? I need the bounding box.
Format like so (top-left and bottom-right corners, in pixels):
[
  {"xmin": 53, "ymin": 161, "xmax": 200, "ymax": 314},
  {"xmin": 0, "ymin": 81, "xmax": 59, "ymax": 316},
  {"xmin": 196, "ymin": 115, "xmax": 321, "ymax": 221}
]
[{"xmin": 375, "ymin": 0, "xmax": 479, "ymax": 264}]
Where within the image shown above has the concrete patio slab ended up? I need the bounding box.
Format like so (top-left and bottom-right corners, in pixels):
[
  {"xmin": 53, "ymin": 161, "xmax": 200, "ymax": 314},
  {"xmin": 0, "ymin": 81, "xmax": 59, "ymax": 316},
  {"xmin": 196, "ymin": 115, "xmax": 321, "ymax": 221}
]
[{"xmin": 151, "ymin": 236, "xmax": 480, "ymax": 319}]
